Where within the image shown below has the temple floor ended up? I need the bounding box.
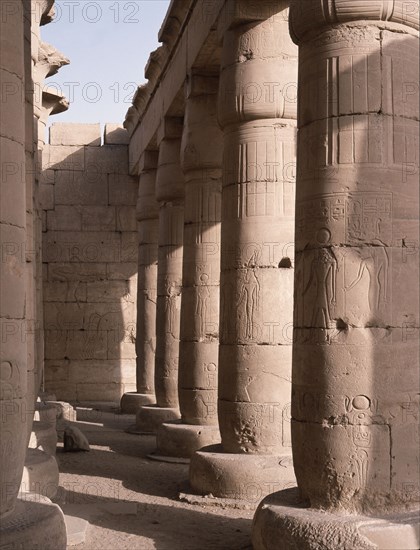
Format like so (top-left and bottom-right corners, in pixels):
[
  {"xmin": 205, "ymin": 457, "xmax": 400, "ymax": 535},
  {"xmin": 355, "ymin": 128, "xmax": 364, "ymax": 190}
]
[{"xmin": 54, "ymin": 406, "xmax": 253, "ymax": 549}]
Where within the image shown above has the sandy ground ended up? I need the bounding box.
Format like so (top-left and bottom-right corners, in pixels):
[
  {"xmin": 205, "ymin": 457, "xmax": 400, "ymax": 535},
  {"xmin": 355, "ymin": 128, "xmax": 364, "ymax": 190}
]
[{"xmin": 54, "ymin": 406, "xmax": 255, "ymax": 550}]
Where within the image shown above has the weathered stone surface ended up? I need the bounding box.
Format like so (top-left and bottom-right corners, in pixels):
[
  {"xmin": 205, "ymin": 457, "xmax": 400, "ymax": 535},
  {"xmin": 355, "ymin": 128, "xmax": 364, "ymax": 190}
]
[
  {"xmin": 252, "ymin": 488, "xmax": 420, "ymax": 550},
  {"xmin": 190, "ymin": 445, "xmax": 295, "ymax": 501},
  {"xmin": 47, "ymin": 145, "xmax": 85, "ymax": 171},
  {"xmin": 104, "ymin": 123, "xmax": 130, "ymax": 145},
  {"xmin": 156, "ymin": 421, "xmax": 221, "ymax": 459},
  {"xmin": 50, "ymin": 123, "xmax": 101, "ymax": 146},
  {"xmin": 0, "ymin": 493, "xmax": 67, "ymax": 550},
  {"xmin": 54, "ymin": 170, "xmax": 108, "ymax": 206},
  {"xmin": 21, "ymin": 449, "xmax": 59, "ymax": 499}
]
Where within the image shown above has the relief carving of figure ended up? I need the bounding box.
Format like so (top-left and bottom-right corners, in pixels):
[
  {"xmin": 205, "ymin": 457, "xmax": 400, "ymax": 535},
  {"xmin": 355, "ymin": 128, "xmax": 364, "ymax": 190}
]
[
  {"xmin": 345, "ymin": 247, "xmax": 389, "ymax": 312},
  {"xmin": 303, "ymin": 248, "xmax": 338, "ymax": 328},
  {"xmin": 196, "ymin": 273, "xmax": 210, "ymax": 340},
  {"xmin": 165, "ymin": 278, "xmax": 181, "ymax": 337},
  {"xmin": 237, "ymin": 250, "xmax": 261, "ymax": 340}
]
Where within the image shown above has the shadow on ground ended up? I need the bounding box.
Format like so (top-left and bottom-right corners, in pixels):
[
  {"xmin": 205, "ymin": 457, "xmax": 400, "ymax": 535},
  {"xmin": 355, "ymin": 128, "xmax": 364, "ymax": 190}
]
[{"xmin": 54, "ymin": 408, "xmax": 254, "ymax": 550}]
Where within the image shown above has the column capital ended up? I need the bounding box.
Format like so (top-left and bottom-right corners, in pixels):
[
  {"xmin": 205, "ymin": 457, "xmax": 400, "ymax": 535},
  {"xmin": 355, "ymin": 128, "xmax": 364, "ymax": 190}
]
[
  {"xmin": 186, "ymin": 73, "xmax": 219, "ymax": 99},
  {"xmin": 156, "ymin": 123, "xmax": 184, "ymax": 202},
  {"xmin": 217, "ymin": 0, "xmax": 290, "ymax": 37},
  {"xmin": 35, "ymin": 41, "xmax": 69, "ymax": 81},
  {"xmin": 31, "ymin": 0, "xmax": 55, "ymax": 26},
  {"xmin": 41, "ymin": 87, "xmax": 69, "ymax": 122},
  {"xmin": 290, "ymin": 0, "xmax": 419, "ymax": 43},
  {"xmin": 181, "ymin": 88, "xmax": 222, "ymax": 174}
]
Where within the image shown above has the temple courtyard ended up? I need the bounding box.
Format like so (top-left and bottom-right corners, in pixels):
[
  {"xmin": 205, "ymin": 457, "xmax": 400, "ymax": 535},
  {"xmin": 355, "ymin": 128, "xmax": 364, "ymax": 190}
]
[{"xmin": 54, "ymin": 404, "xmax": 254, "ymax": 550}]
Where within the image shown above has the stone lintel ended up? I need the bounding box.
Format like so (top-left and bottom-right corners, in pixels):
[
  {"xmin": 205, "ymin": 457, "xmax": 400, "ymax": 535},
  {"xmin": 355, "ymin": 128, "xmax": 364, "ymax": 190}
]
[{"xmin": 158, "ymin": 0, "xmax": 191, "ymax": 47}]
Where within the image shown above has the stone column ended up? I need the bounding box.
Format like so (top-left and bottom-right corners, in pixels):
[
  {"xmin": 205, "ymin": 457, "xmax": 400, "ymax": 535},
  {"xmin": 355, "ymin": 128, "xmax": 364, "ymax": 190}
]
[
  {"xmin": 190, "ymin": 7, "xmax": 298, "ymax": 500},
  {"xmin": 26, "ymin": 4, "xmax": 68, "ymax": 428},
  {"xmin": 0, "ymin": 1, "xmax": 66, "ymax": 547},
  {"xmin": 135, "ymin": 118, "xmax": 184, "ymax": 433},
  {"xmin": 156, "ymin": 75, "xmax": 223, "ymax": 459},
  {"xmin": 20, "ymin": 0, "xmax": 69, "ymax": 505},
  {"xmin": 253, "ymin": 2, "xmax": 419, "ymax": 548},
  {"xmin": 122, "ymin": 152, "xmax": 159, "ymax": 415}
]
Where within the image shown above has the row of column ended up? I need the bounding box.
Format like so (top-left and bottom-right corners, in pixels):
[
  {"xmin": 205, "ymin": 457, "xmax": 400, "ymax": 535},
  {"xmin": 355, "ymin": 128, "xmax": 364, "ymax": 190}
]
[
  {"xmin": 123, "ymin": 1, "xmax": 419, "ymax": 529},
  {"xmin": 123, "ymin": 6, "xmax": 299, "ymax": 496}
]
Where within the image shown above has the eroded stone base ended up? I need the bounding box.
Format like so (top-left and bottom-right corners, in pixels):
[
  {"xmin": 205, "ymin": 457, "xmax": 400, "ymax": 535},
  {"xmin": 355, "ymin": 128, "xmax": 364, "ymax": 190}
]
[
  {"xmin": 34, "ymin": 402, "xmax": 58, "ymax": 426},
  {"xmin": 189, "ymin": 444, "xmax": 296, "ymax": 502},
  {"xmin": 64, "ymin": 513, "xmax": 89, "ymax": 546},
  {"xmin": 252, "ymin": 488, "xmax": 420, "ymax": 550},
  {"xmin": 155, "ymin": 421, "xmax": 221, "ymax": 459},
  {"xmin": 127, "ymin": 405, "xmax": 180, "ymax": 434},
  {"xmin": 120, "ymin": 392, "xmax": 155, "ymax": 414},
  {"xmin": 0, "ymin": 492, "xmax": 67, "ymax": 550},
  {"xmin": 20, "ymin": 448, "xmax": 59, "ymax": 499}
]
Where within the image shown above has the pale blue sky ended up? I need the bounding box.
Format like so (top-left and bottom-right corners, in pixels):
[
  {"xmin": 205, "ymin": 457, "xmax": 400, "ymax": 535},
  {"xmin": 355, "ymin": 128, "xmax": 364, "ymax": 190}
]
[{"xmin": 42, "ymin": 0, "xmax": 170, "ymax": 127}]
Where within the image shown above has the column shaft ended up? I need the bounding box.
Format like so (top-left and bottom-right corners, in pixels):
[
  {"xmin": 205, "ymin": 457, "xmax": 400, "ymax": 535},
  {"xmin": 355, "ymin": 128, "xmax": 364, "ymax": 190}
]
[
  {"xmin": 0, "ymin": 0, "xmax": 28, "ymax": 518},
  {"xmin": 290, "ymin": 0, "xmax": 419, "ymax": 513},
  {"xmin": 218, "ymin": 12, "xmax": 297, "ymax": 455},
  {"xmin": 153, "ymin": 131, "xmax": 185, "ymax": 409},
  {"xmin": 190, "ymin": 8, "xmax": 299, "ymax": 500},
  {"xmin": 121, "ymin": 160, "xmax": 159, "ymax": 415},
  {"xmin": 136, "ymin": 172, "xmax": 159, "ymax": 396},
  {"xmin": 179, "ymin": 82, "xmax": 223, "ymax": 426}
]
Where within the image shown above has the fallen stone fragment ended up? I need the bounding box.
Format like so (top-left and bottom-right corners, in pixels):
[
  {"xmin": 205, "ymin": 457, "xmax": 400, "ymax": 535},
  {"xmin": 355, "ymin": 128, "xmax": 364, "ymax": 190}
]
[{"xmin": 63, "ymin": 426, "xmax": 90, "ymax": 452}]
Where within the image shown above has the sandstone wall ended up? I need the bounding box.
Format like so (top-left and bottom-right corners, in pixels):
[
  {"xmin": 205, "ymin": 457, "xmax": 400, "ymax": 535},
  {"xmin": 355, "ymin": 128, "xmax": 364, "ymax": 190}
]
[{"xmin": 41, "ymin": 123, "xmax": 138, "ymax": 401}]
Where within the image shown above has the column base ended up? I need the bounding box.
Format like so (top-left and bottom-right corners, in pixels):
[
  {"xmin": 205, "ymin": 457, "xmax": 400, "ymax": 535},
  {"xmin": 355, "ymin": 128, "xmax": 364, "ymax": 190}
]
[
  {"xmin": 20, "ymin": 448, "xmax": 60, "ymax": 499},
  {"xmin": 154, "ymin": 421, "xmax": 221, "ymax": 460},
  {"xmin": 64, "ymin": 513, "xmax": 89, "ymax": 546},
  {"xmin": 252, "ymin": 488, "xmax": 420, "ymax": 550},
  {"xmin": 29, "ymin": 420, "xmax": 58, "ymax": 455},
  {"xmin": 0, "ymin": 492, "xmax": 67, "ymax": 550},
  {"xmin": 120, "ymin": 392, "xmax": 155, "ymax": 414},
  {"xmin": 126, "ymin": 405, "xmax": 180, "ymax": 434},
  {"xmin": 189, "ymin": 444, "xmax": 296, "ymax": 503},
  {"xmin": 46, "ymin": 400, "xmax": 77, "ymax": 422}
]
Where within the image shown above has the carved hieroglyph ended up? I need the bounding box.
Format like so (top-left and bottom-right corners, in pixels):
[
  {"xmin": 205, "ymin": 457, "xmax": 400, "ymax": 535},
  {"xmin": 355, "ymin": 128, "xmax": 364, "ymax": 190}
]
[
  {"xmin": 290, "ymin": 0, "xmax": 419, "ymax": 513},
  {"xmin": 217, "ymin": 12, "xmax": 298, "ymax": 454},
  {"xmin": 178, "ymin": 77, "xmax": 223, "ymax": 426},
  {"xmin": 154, "ymin": 131, "xmax": 185, "ymax": 408}
]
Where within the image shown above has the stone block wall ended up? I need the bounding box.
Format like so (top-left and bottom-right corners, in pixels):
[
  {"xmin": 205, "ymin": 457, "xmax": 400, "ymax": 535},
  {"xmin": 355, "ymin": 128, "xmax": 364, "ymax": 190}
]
[{"xmin": 41, "ymin": 123, "xmax": 138, "ymax": 402}]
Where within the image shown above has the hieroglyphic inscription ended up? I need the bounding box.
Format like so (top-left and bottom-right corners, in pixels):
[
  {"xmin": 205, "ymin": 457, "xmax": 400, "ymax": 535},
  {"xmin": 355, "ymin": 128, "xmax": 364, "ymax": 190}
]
[{"xmin": 297, "ymin": 192, "xmax": 393, "ymax": 246}]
